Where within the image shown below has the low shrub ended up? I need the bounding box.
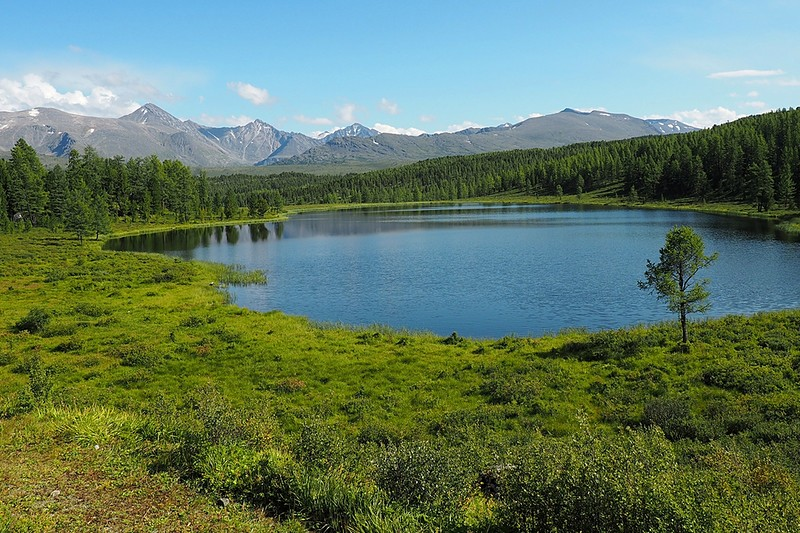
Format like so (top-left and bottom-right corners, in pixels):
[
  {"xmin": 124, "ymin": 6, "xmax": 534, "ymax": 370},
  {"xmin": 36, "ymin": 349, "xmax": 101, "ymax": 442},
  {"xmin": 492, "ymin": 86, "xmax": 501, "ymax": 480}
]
[
  {"xmin": 52, "ymin": 338, "xmax": 84, "ymax": 353},
  {"xmin": 375, "ymin": 439, "xmax": 469, "ymax": 514},
  {"xmin": 13, "ymin": 308, "xmax": 51, "ymax": 334},
  {"xmin": 274, "ymin": 378, "xmax": 306, "ymax": 393},
  {"xmin": 195, "ymin": 443, "xmax": 265, "ymax": 495},
  {"xmin": 72, "ymin": 302, "xmax": 108, "ymax": 317},
  {"xmin": 441, "ymin": 331, "xmax": 465, "ymax": 346},
  {"xmin": 180, "ymin": 315, "xmax": 206, "ymax": 328},
  {"xmin": 554, "ymin": 328, "xmax": 646, "ymax": 361},
  {"xmin": 111, "ymin": 343, "xmax": 162, "ymax": 368},
  {"xmin": 643, "ymin": 396, "xmax": 699, "ymax": 440},
  {"xmin": 496, "ymin": 428, "xmax": 695, "ymax": 532},
  {"xmin": 479, "ymin": 371, "xmax": 542, "ymax": 409},
  {"xmin": 702, "ymin": 361, "xmax": 784, "ymax": 394},
  {"xmin": 294, "ymin": 420, "xmax": 352, "ymax": 471},
  {"xmin": 42, "ymin": 405, "xmax": 141, "ymax": 447},
  {"xmin": 41, "ymin": 322, "xmax": 79, "ymax": 338}
]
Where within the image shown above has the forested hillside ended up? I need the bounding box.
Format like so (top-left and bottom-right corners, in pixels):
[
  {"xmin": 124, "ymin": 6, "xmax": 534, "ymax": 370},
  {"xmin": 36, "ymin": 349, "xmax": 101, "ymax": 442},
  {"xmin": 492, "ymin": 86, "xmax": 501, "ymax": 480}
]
[
  {"xmin": 0, "ymin": 140, "xmax": 228, "ymax": 237},
  {"xmin": 220, "ymin": 108, "xmax": 800, "ymax": 212}
]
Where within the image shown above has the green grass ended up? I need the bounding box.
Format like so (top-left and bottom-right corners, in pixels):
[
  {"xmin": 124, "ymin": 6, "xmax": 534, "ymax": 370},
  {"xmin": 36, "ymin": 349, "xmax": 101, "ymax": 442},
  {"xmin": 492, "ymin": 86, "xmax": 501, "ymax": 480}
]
[{"xmin": 1, "ymin": 224, "xmax": 800, "ymax": 531}]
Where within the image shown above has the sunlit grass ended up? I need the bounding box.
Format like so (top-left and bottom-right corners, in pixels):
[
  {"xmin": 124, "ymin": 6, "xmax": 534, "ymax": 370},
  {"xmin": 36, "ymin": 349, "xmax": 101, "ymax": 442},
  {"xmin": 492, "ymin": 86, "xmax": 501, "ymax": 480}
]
[{"xmin": 2, "ymin": 225, "xmax": 800, "ymax": 530}]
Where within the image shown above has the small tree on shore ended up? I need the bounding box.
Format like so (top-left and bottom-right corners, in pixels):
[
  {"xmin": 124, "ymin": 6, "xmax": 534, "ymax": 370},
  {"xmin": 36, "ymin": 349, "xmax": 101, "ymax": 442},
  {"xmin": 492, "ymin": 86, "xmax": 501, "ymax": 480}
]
[{"xmin": 639, "ymin": 226, "xmax": 718, "ymax": 346}]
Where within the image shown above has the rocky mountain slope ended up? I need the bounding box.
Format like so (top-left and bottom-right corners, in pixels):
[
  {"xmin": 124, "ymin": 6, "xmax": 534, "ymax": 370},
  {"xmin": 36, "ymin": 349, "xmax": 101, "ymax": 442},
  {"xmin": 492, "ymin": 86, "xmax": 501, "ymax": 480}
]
[
  {"xmin": 271, "ymin": 109, "xmax": 696, "ymax": 166},
  {"xmin": 0, "ymin": 104, "xmax": 696, "ymax": 168}
]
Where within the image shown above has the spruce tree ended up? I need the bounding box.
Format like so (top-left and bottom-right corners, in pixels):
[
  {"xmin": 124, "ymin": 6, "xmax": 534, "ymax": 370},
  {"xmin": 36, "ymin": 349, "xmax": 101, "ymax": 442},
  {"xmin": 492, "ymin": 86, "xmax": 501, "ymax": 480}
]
[
  {"xmin": 64, "ymin": 180, "xmax": 93, "ymax": 243},
  {"xmin": 8, "ymin": 139, "xmax": 48, "ymax": 225},
  {"xmin": 91, "ymin": 193, "xmax": 112, "ymax": 240}
]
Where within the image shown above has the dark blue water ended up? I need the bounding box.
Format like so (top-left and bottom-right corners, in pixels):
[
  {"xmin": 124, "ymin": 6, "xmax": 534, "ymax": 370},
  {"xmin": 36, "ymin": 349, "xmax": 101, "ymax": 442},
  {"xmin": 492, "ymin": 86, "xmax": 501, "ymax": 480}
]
[{"xmin": 106, "ymin": 204, "xmax": 800, "ymax": 338}]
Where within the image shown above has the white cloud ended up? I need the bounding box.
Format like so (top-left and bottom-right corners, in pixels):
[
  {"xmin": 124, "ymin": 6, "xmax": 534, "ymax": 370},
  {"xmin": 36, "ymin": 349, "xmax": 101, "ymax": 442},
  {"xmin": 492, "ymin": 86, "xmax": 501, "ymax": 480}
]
[
  {"xmin": 667, "ymin": 107, "xmax": 741, "ymax": 128},
  {"xmin": 336, "ymin": 103, "xmax": 357, "ymax": 123},
  {"xmin": 778, "ymin": 79, "xmax": 800, "ymax": 87},
  {"xmin": 743, "ymin": 101, "xmax": 767, "ymax": 109},
  {"xmin": 747, "ymin": 91, "xmax": 760, "ymax": 98},
  {"xmin": 0, "ymin": 73, "xmax": 140, "ymax": 116},
  {"xmin": 379, "ymin": 97, "xmax": 399, "ymax": 115},
  {"xmin": 708, "ymin": 69, "xmax": 784, "ymax": 79},
  {"xmin": 373, "ymin": 123, "xmax": 426, "ymax": 136},
  {"xmin": 514, "ymin": 112, "xmax": 544, "ymax": 122},
  {"xmin": 443, "ymin": 120, "xmax": 483, "ymax": 133},
  {"xmin": 197, "ymin": 113, "xmax": 255, "ymax": 127},
  {"xmin": 419, "ymin": 114, "xmax": 435, "ymax": 123},
  {"xmin": 295, "ymin": 114, "xmax": 333, "ymax": 126},
  {"xmin": 569, "ymin": 106, "xmax": 608, "ymax": 114},
  {"xmin": 227, "ymin": 81, "xmax": 275, "ymax": 105}
]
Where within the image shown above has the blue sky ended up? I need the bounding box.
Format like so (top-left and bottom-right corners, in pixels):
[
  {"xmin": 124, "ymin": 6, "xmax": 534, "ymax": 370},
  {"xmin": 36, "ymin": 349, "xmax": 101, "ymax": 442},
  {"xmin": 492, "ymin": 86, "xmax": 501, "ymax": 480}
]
[{"xmin": 1, "ymin": 1, "xmax": 798, "ymax": 135}]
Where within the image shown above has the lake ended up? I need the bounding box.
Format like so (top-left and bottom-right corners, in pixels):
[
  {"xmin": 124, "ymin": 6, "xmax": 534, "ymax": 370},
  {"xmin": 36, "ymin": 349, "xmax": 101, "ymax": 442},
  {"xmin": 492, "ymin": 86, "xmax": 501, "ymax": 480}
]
[{"xmin": 106, "ymin": 204, "xmax": 800, "ymax": 338}]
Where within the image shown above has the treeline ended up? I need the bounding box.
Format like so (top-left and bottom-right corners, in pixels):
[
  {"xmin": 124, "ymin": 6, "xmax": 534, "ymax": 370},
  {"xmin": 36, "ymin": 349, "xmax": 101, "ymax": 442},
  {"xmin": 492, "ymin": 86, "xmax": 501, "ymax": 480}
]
[
  {"xmin": 218, "ymin": 108, "xmax": 800, "ymax": 211},
  {"xmin": 3, "ymin": 108, "xmax": 799, "ymax": 238},
  {"xmin": 0, "ymin": 139, "xmax": 253, "ymax": 239}
]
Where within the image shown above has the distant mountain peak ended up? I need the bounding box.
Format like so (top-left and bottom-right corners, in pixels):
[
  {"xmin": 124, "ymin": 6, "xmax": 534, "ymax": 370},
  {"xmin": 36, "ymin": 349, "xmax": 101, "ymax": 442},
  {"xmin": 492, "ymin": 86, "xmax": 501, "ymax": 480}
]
[
  {"xmin": 644, "ymin": 118, "xmax": 698, "ymax": 134},
  {"xmin": 561, "ymin": 107, "xmax": 590, "ymax": 115},
  {"xmin": 318, "ymin": 123, "xmax": 380, "ymax": 142},
  {"xmin": 0, "ymin": 103, "xmax": 699, "ymax": 169},
  {"xmin": 120, "ymin": 103, "xmax": 184, "ymax": 129}
]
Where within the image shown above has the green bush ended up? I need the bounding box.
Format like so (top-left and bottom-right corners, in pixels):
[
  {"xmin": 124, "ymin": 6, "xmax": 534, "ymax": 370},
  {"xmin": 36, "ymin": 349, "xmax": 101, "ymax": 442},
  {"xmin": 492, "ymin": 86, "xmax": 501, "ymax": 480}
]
[
  {"xmin": 479, "ymin": 370, "xmax": 543, "ymax": 410},
  {"xmin": 40, "ymin": 322, "xmax": 78, "ymax": 338},
  {"xmin": 111, "ymin": 343, "xmax": 162, "ymax": 368},
  {"xmin": 643, "ymin": 396, "xmax": 699, "ymax": 440},
  {"xmin": 195, "ymin": 444, "xmax": 265, "ymax": 495},
  {"xmin": 72, "ymin": 302, "xmax": 108, "ymax": 317},
  {"xmin": 44, "ymin": 405, "xmax": 141, "ymax": 446},
  {"xmin": 10, "ymin": 355, "xmax": 55, "ymax": 406},
  {"xmin": 758, "ymin": 330, "xmax": 795, "ymax": 352},
  {"xmin": 375, "ymin": 440, "xmax": 468, "ymax": 514},
  {"xmin": 702, "ymin": 361, "xmax": 784, "ymax": 394},
  {"xmin": 13, "ymin": 308, "xmax": 51, "ymax": 334},
  {"xmin": 180, "ymin": 315, "xmax": 206, "ymax": 328},
  {"xmin": 294, "ymin": 421, "xmax": 352, "ymax": 471},
  {"xmin": 52, "ymin": 338, "xmax": 84, "ymax": 353},
  {"xmin": 555, "ymin": 329, "xmax": 647, "ymax": 361},
  {"xmin": 496, "ymin": 428, "xmax": 695, "ymax": 532}
]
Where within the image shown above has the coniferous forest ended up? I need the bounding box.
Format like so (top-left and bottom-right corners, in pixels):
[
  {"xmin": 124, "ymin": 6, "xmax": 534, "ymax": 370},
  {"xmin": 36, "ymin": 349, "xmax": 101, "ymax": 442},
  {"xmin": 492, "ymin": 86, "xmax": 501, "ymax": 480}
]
[{"xmin": 218, "ymin": 108, "xmax": 800, "ymax": 212}]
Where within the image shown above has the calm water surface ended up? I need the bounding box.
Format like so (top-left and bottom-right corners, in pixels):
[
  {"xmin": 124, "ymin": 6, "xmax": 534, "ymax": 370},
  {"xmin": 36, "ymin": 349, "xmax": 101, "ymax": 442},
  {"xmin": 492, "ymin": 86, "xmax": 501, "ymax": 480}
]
[{"xmin": 107, "ymin": 204, "xmax": 800, "ymax": 338}]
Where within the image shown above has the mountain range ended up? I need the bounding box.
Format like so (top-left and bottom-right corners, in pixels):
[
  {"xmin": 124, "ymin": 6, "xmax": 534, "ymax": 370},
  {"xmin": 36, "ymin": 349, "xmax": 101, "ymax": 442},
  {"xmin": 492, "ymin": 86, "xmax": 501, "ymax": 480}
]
[{"xmin": 0, "ymin": 104, "xmax": 697, "ymax": 169}]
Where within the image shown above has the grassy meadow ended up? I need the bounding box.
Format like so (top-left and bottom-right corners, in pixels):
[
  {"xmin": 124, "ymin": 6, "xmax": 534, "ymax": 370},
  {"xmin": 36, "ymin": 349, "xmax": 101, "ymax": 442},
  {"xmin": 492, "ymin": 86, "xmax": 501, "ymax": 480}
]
[{"xmin": 1, "ymin": 208, "xmax": 800, "ymax": 531}]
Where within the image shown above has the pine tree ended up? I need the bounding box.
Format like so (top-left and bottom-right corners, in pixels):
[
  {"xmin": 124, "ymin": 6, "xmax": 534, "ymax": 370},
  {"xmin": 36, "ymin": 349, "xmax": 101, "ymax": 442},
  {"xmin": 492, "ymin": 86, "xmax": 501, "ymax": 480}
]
[
  {"xmin": 748, "ymin": 161, "xmax": 775, "ymax": 212},
  {"xmin": 91, "ymin": 193, "xmax": 112, "ymax": 240},
  {"xmin": 64, "ymin": 180, "xmax": 93, "ymax": 243},
  {"xmin": 224, "ymin": 189, "xmax": 238, "ymax": 219},
  {"xmin": 775, "ymin": 163, "xmax": 796, "ymax": 208},
  {"xmin": 8, "ymin": 139, "xmax": 48, "ymax": 225},
  {"xmin": 44, "ymin": 165, "xmax": 68, "ymax": 224},
  {"xmin": 0, "ymin": 180, "xmax": 10, "ymax": 231}
]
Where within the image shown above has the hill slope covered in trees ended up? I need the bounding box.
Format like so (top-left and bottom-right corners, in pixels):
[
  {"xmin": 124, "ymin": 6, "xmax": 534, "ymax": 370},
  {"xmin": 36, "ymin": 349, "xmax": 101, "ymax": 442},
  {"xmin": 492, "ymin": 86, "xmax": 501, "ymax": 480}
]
[{"xmin": 222, "ymin": 108, "xmax": 800, "ymax": 214}]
